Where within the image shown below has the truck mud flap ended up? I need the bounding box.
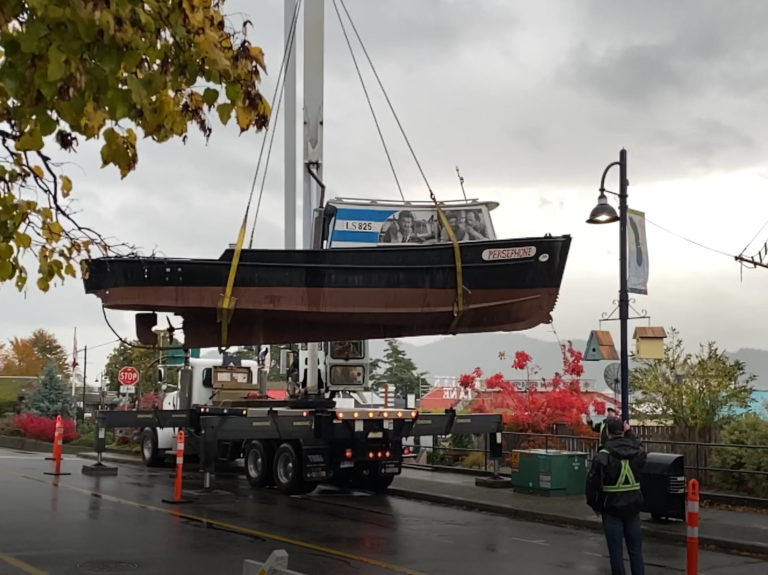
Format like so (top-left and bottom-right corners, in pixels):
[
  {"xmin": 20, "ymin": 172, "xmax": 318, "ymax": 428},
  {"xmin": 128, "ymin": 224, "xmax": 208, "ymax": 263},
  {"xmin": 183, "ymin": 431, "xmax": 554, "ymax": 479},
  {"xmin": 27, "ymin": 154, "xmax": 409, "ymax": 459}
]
[{"xmin": 303, "ymin": 448, "xmax": 330, "ymax": 481}]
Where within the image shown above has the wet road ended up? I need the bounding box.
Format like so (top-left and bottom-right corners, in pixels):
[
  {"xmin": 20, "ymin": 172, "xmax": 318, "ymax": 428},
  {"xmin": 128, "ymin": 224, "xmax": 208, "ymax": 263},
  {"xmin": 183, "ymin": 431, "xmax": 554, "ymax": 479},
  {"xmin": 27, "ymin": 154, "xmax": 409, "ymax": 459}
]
[{"xmin": 0, "ymin": 447, "xmax": 766, "ymax": 575}]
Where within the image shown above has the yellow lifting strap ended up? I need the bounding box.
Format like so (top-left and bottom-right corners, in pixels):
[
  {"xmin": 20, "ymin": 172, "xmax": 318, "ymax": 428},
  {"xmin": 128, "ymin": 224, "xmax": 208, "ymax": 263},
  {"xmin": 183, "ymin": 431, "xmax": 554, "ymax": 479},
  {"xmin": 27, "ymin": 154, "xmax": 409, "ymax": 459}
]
[
  {"xmin": 432, "ymin": 201, "xmax": 466, "ymax": 326},
  {"xmin": 218, "ymin": 213, "xmax": 248, "ymax": 350}
]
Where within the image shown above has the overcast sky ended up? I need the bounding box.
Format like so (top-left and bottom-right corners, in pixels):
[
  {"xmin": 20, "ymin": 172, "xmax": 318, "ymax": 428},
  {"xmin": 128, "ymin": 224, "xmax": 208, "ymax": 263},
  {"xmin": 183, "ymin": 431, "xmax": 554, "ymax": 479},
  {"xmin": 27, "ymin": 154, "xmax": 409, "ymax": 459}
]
[{"xmin": 3, "ymin": 0, "xmax": 768, "ymax": 384}]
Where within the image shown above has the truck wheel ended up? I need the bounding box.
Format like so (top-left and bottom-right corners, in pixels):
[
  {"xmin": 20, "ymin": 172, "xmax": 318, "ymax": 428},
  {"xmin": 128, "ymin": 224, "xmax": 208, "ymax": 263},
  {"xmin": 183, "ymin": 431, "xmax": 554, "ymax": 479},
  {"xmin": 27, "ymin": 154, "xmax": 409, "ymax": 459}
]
[
  {"xmin": 244, "ymin": 441, "xmax": 273, "ymax": 488},
  {"xmin": 273, "ymin": 443, "xmax": 307, "ymax": 495},
  {"xmin": 140, "ymin": 429, "xmax": 163, "ymax": 467}
]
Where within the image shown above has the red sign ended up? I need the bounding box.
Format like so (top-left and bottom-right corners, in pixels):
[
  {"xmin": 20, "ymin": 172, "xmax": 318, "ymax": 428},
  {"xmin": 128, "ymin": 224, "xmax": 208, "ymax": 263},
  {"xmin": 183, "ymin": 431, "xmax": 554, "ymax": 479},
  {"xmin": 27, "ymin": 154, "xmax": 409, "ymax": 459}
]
[{"xmin": 118, "ymin": 366, "xmax": 140, "ymax": 386}]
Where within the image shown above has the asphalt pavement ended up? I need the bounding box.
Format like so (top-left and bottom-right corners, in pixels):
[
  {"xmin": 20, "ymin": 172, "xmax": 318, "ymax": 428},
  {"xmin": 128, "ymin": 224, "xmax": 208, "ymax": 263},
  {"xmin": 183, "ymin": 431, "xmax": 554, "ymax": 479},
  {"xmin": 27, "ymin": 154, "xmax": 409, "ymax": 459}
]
[{"xmin": 0, "ymin": 447, "xmax": 766, "ymax": 575}]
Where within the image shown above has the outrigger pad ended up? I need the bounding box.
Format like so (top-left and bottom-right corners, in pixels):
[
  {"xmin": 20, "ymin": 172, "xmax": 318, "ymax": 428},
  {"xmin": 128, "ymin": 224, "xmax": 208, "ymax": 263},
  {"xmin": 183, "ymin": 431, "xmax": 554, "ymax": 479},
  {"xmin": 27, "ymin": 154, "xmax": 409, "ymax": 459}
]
[{"xmin": 136, "ymin": 312, "xmax": 158, "ymax": 345}]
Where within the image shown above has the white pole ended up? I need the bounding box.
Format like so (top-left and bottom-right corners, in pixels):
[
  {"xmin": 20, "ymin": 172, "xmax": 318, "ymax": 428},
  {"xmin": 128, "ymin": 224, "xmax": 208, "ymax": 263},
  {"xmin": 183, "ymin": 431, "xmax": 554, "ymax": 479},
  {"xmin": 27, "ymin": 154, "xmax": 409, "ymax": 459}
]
[
  {"xmin": 303, "ymin": 0, "xmax": 324, "ymax": 395},
  {"xmin": 303, "ymin": 0, "xmax": 324, "ymax": 248},
  {"xmin": 284, "ymin": 0, "xmax": 298, "ymax": 250}
]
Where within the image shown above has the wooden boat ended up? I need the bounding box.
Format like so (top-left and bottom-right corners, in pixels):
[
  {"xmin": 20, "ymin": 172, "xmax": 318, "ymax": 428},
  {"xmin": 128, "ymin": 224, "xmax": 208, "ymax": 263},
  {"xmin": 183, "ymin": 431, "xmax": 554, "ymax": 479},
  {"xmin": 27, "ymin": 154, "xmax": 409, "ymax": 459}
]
[{"xmin": 83, "ymin": 203, "xmax": 571, "ymax": 347}]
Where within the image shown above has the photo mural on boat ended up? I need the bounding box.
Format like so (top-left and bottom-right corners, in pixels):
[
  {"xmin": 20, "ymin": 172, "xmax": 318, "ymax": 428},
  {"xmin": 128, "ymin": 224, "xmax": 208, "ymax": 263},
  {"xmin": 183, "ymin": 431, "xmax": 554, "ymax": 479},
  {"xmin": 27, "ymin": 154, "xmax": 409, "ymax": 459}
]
[{"xmin": 327, "ymin": 202, "xmax": 497, "ymax": 248}]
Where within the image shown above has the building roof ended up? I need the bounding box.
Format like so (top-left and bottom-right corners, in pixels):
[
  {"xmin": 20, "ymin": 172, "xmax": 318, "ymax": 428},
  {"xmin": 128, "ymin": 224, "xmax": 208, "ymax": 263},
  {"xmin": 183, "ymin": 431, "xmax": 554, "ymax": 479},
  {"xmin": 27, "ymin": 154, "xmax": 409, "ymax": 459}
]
[{"xmin": 633, "ymin": 326, "xmax": 667, "ymax": 339}]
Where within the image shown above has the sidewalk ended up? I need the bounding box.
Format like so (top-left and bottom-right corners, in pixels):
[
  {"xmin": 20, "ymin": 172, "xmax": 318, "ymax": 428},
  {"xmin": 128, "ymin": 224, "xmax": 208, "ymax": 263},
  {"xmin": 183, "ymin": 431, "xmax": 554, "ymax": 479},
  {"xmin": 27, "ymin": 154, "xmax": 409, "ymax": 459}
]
[
  {"xmin": 75, "ymin": 450, "xmax": 768, "ymax": 558},
  {"xmin": 391, "ymin": 467, "xmax": 768, "ymax": 557}
]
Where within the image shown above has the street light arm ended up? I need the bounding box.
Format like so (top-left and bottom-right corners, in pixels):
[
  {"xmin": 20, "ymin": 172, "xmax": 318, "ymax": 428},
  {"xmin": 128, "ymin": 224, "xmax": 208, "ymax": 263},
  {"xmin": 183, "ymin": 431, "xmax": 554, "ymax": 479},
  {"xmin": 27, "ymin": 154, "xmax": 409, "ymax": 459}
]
[{"xmin": 599, "ymin": 161, "xmax": 622, "ymax": 194}]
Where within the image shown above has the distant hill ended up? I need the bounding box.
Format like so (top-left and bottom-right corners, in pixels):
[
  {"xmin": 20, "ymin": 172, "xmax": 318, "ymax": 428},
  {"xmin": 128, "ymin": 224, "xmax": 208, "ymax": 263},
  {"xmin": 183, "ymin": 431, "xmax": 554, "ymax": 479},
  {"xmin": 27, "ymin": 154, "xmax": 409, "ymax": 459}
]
[{"xmin": 370, "ymin": 333, "xmax": 768, "ymax": 391}]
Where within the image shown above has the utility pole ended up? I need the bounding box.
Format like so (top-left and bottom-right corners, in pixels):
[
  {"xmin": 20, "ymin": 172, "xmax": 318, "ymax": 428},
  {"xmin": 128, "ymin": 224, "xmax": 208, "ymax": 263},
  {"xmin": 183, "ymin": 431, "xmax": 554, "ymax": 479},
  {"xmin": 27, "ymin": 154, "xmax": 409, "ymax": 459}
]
[{"xmin": 81, "ymin": 345, "xmax": 87, "ymax": 423}]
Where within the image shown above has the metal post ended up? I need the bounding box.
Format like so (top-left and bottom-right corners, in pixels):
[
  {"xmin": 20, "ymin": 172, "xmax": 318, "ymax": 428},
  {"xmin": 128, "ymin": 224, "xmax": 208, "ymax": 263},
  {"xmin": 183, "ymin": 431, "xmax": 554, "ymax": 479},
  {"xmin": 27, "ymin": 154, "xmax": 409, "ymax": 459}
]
[
  {"xmin": 284, "ymin": 0, "xmax": 297, "ymax": 250},
  {"xmin": 302, "ymin": 0, "xmax": 323, "ymax": 398},
  {"xmin": 618, "ymin": 149, "xmax": 630, "ymax": 423},
  {"xmin": 82, "ymin": 345, "xmax": 88, "ymax": 423},
  {"xmin": 303, "ymin": 0, "xmax": 324, "ymax": 246}
]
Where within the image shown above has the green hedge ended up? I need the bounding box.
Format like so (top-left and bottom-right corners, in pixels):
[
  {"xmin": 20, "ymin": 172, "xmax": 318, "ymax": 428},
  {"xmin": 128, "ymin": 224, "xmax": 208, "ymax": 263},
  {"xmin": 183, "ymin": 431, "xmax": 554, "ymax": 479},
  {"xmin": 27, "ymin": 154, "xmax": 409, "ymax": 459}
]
[{"xmin": 710, "ymin": 414, "xmax": 768, "ymax": 498}]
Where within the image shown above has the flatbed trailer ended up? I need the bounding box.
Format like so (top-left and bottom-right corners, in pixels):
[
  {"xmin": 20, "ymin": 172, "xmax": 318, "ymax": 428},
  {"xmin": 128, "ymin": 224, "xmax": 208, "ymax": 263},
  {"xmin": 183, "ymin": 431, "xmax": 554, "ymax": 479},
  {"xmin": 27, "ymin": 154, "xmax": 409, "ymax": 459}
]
[{"xmin": 93, "ymin": 403, "xmax": 503, "ymax": 494}]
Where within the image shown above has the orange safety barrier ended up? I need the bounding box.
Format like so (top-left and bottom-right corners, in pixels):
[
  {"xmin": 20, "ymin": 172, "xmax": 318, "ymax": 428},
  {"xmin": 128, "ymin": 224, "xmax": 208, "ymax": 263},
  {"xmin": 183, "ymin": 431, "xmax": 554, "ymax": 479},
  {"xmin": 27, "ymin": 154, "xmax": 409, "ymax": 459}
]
[
  {"xmin": 163, "ymin": 430, "xmax": 190, "ymax": 504},
  {"xmin": 687, "ymin": 478, "xmax": 700, "ymax": 575},
  {"xmin": 44, "ymin": 415, "xmax": 70, "ymax": 476}
]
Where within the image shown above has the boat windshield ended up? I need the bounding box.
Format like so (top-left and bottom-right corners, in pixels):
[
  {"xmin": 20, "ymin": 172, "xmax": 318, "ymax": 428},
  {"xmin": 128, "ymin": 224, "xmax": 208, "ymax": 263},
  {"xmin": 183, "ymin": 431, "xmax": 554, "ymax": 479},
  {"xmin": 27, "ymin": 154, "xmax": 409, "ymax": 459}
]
[{"xmin": 325, "ymin": 199, "xmax": 498, "ymax": 248}]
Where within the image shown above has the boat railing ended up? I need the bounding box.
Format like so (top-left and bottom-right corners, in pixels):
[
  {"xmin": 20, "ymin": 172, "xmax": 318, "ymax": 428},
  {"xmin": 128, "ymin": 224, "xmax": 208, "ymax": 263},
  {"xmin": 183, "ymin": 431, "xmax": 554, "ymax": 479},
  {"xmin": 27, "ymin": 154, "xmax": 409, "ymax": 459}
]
[{"xmin": 329, "ymin": 196, "xmax": 498, "ymax": 209}]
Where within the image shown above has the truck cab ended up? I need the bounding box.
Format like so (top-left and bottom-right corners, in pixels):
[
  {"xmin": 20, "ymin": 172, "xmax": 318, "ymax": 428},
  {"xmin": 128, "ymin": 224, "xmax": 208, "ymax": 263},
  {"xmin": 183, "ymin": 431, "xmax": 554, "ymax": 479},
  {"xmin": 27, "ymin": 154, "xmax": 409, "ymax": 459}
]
[{"xmin": 282, "ymin": 339, "xmax": 372, "ymax": 397}]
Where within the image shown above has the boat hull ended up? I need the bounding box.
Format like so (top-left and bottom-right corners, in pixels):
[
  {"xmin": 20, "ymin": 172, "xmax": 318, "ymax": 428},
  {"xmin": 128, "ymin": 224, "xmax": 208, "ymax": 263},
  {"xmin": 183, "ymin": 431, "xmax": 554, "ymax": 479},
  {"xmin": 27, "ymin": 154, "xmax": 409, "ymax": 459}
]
[{"xmin": 83, "ymin": 236, "xmax": 571, "ymax": 347}]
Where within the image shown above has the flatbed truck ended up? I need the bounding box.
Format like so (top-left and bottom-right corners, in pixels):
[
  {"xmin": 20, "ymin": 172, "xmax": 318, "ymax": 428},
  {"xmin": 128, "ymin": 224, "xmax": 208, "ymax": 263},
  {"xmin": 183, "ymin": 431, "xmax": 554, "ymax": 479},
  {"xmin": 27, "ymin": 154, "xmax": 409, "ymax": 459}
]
[{"xmin": 93, "ymin": 350, "xmax": 502, "ymax": 495}]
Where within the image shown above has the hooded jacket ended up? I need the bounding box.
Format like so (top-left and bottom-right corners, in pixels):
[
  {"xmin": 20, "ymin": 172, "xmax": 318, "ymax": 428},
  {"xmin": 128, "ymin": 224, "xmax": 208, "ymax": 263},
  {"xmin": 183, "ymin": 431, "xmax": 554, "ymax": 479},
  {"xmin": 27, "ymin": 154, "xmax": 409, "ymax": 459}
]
[{"xmin": 586, "ymin": 435, "xmax": 647, "ymax": 517}]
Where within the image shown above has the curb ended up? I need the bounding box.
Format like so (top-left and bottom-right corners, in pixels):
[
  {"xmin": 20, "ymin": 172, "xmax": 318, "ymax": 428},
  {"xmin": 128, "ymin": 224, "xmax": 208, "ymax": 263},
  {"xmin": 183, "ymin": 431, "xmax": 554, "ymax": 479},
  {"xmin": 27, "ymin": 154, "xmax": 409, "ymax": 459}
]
[
  {"xmin": 386, "ymin": 487, "xmax": 768, "ymax": 559},
  {"xmin": 0, "ymin": 435, "xmax": 92, "ymax": 455}
]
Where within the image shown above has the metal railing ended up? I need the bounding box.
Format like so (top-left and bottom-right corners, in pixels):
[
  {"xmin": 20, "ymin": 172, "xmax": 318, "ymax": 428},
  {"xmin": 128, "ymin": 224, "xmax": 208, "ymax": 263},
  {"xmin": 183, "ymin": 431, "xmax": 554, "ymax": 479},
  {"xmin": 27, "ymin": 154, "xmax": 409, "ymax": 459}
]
[{"xmin": 409, "ymin": 431, "xmax": 768, "ymax": 501}]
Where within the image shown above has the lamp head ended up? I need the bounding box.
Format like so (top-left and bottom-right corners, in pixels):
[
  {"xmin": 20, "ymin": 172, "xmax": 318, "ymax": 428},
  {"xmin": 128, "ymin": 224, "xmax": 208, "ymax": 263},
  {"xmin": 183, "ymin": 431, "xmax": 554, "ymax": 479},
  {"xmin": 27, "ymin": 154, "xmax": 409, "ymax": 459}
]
[{"xmin": 586, "ymin": 191, "xmax": 619, "ymax": 224}]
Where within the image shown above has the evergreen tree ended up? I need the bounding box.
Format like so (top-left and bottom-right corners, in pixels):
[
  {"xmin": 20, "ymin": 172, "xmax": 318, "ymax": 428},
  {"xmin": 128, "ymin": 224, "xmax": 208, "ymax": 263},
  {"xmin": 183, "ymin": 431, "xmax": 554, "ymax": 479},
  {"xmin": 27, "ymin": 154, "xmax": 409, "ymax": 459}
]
[
  {"xmin": 25, "ymin": 364, "xmax": 74, "ymax": 418},
  {"xmin": 370, "ymin": 339, "xmax": 426, "ymax": 397}
]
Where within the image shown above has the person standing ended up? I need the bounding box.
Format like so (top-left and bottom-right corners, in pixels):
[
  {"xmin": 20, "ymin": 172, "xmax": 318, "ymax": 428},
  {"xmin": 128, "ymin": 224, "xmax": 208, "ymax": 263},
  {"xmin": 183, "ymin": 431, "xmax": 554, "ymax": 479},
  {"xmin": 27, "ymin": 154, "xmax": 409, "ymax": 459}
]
[
  {"xmin": 587, "ymin": 406, "xmax": 618, "ymax": 449},
  {"xmin": 586, "ymin": 417, "xmax": 647, "ymax": 575}
]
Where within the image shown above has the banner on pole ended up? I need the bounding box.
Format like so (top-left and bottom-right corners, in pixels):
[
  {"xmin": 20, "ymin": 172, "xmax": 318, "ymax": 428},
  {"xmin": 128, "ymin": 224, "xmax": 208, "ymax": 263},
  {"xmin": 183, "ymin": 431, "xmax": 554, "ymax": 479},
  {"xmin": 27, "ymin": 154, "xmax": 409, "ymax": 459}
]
[{"xmin": 627, "ymin": 209, "xmax": 649, "ymax": 295}]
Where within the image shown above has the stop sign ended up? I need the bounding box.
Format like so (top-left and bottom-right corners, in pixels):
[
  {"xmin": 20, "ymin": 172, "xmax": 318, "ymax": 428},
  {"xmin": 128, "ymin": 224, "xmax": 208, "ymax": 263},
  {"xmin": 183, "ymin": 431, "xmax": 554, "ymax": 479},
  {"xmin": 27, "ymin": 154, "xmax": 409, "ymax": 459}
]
[{"xmin": 118, "ymin": 366, "xmax": 140, "ymax": 386}]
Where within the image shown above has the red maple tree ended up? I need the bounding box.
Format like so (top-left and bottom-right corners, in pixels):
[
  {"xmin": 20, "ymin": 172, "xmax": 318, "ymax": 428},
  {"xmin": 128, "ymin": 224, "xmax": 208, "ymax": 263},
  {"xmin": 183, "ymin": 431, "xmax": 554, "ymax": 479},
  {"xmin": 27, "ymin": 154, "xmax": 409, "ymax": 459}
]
[{"xmin": 461, "ymin": 341, "xmax": 598, "ymax": 435}]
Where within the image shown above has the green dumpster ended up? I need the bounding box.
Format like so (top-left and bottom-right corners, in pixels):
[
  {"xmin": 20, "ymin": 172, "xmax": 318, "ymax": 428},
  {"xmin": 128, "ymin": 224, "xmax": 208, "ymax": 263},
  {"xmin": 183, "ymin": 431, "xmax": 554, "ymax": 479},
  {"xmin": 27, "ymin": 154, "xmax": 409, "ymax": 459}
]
[{"xmin": 509, "ymin": 449, "xmax": 588, "ymax": 496}]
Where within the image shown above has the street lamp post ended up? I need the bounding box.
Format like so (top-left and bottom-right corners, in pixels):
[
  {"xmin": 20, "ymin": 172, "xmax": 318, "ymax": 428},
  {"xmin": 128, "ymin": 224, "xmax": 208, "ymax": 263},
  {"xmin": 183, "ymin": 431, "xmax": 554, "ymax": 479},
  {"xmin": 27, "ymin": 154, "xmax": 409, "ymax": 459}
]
[{"xmin": 587, "ymin": 148, "xmax": 630, "ymax": 423}]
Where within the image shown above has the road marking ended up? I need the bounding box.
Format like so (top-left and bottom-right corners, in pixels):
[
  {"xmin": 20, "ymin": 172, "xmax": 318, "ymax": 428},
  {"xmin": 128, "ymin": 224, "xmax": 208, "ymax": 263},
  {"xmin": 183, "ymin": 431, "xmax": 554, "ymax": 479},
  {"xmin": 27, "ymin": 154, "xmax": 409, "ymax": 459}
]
[
  {"xmin": 13, "ymin": 473, "xmax": 426, "ymax": 575},
  {"xmin": 0, "ymin": 552, "xmax": 48, "ymax": 575},
  {"xmin": 507, "ymin": 536, "xmax": 548, "ymax": 546}
]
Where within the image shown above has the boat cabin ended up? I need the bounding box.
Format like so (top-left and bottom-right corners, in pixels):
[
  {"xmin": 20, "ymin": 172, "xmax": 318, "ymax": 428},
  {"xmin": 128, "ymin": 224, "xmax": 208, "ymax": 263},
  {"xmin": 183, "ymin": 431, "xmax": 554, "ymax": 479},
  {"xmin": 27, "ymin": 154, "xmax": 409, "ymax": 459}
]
[{"xmin": 323, "ymin": 197, "xmax": 499, "ymax": 248}]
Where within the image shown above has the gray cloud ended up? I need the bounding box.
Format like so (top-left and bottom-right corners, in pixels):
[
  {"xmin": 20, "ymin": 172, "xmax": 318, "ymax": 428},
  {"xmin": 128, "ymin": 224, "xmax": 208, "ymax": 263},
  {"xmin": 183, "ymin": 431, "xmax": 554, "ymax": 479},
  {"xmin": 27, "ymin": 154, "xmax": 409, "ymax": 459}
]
[{"xmin": 4, "ymin": 0, "xmax": 768, "ymax": 375}]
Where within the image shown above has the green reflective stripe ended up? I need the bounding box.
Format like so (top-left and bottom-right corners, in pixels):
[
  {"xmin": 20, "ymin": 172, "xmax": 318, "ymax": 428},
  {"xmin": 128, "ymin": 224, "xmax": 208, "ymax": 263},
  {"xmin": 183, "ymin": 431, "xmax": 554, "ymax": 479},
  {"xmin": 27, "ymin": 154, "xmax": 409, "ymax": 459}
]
[
  {"xmin": 603, "ymin": 485, "xmax": 640, "ymax": 492},
  {"xmin": 603, "ymin": 458, "xmax": 640, "ymax": 492}
]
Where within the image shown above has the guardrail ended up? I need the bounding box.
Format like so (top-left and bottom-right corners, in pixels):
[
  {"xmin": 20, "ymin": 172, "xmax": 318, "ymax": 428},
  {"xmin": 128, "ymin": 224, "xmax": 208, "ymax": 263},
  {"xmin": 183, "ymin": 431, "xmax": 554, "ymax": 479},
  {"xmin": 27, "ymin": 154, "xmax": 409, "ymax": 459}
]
[
  {"xmin": 410, "ymin": 431, "xmax": 768, "ymax": 503},
  {"xmin": 243, "ymin": 550, "xmax": 307, "ymax": 575}
]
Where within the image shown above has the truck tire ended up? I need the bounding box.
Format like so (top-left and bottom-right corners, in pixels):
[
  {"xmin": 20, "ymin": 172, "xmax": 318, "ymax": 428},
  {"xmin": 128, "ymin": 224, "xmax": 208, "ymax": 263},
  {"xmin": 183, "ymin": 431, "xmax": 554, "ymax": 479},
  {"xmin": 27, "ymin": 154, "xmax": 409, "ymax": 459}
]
[
  {"xmin": 273, "ymin": 443, "xmax": 317, "ymax": 495},
  {"xmin": 244, "ymin": 440, "xmax": 274, "ymax": 488},
  {"xmin": 140, "ymin": 429, "xmax": 163, "ymax": 467}
]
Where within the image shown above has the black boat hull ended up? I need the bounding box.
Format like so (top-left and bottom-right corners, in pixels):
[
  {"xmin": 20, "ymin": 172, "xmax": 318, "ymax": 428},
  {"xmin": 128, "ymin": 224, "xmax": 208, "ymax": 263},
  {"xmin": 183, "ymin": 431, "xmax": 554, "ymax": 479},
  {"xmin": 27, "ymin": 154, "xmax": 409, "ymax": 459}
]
[{"xmin": 83, "ymin": 236, "xmax": 571, "ymax": 347}]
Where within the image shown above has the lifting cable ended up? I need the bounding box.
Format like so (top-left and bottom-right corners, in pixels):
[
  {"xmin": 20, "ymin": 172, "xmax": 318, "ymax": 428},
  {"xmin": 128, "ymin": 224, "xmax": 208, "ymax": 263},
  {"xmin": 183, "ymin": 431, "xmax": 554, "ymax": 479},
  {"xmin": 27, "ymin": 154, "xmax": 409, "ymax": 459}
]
[
  {"xmin": 219, "ymin": 0, "xmax": 303, "ymax": 351},
  {"xmin": 332, "ymin": 0, "xmax": 404, "ymax": 201},
  {"xmin": 337, "ymin": 0, "xmax": 466, "ymax": 325}
]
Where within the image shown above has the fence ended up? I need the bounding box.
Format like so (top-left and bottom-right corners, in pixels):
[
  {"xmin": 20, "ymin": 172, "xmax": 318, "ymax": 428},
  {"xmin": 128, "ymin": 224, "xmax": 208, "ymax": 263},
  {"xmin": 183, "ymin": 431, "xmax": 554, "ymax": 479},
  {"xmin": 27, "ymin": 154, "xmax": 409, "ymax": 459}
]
[{"xmin": 413, "ymin": 426, "xmax": 768, "ymax": 501}]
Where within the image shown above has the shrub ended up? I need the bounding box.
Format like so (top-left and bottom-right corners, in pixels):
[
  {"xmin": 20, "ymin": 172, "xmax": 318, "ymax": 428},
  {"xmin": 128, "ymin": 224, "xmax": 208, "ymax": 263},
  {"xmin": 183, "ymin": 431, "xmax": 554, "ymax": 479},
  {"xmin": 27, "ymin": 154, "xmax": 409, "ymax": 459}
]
[
  {"xmin": 460, "ymin": 451, "xmax": 486, "ymax": 469},
  {"xmin": 13, "ymin": 413, "xmax": 79, "ymax": 443},
  {"xmin": 0, "ymin": 414, "xmax": 23, "ymax": 437},
  {"xmin": 710, "ymin": 414, "xmax": 768, "ymax": 498}
]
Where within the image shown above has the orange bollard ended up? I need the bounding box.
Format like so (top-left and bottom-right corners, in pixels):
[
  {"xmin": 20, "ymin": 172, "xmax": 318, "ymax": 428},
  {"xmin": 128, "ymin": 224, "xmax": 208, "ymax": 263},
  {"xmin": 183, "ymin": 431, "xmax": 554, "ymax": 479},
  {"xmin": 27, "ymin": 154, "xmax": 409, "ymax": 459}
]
[
  {"xmin": 45, "ymin": 415, "xmax": 63, "ymax": 461},
  {"xmin": 687, "ymin": 479, "xmax": 700, "ymax": 575},
  {"xmin": 44, "ymin": 415, "xmax": 71, "ymax": 476},
  {"xmin": 162, "ymin": 430, "xmax": 190, "ymax": 504}
]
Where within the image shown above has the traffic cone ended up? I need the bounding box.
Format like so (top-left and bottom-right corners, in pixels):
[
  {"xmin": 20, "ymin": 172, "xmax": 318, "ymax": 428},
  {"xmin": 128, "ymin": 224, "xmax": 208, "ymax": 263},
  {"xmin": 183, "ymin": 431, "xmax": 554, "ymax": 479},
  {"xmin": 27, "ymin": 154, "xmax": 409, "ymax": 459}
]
[
  {"xmin": 162, "ymin": 430, "xmax": 190, "ymax": 504},
  {"xmin": 687, "ymin": 479, "xmax": 700, "ymax": 575},
  {"xmin": 44, "ymin": 415, "xmax": 71, "ymax": 476}
]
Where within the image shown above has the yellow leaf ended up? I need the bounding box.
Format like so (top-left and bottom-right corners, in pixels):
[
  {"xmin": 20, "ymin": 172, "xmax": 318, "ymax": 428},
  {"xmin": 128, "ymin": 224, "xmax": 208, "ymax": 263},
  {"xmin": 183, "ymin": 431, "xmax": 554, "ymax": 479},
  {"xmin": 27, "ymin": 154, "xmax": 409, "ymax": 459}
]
[
  {"xmin": 36, "ymin": 277, "xmax": 50, "ymax": 292},
  {"xmin": 64, "ymin": 263, "xmax": 76, "ymax": 277},
  {"xmin": 81, "ymin": 102, "xmax": 108, "ymax": 138},
  {"xmin": 14, "ymin": 232, "xmax": 32, "ymax": 249},
  {"xmin": 60, "ymin": 175, "xmax": 73, "ymax": 197},
  {"xmin": 48, "ymin": 221, "xmax": 64, "ymax": 241},
  {"xmin": 249, "ymin": 46, "xmax": 267, "ymax": 72},
  {"xmin": 40, "ymin": 207, "xmax": 53, "ymax": 220},
  {"xmin": 32, "ymin": 165, "xmax": 44, "ymax": 178},
  {"xmin": 15, "ymin": 128, "xmax": 44, "ymax": 151},
  {"xmin": 235, "ymin": 105, "xmax": 254, "ymax": 132}
]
